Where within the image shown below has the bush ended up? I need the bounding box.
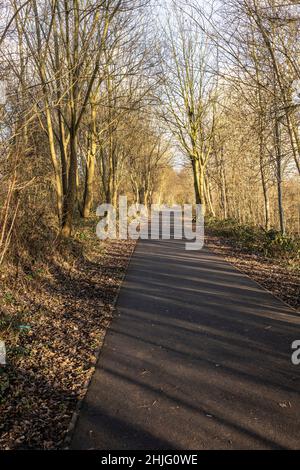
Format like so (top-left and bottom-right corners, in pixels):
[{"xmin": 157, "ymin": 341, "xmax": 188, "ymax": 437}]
[
  {"xmin": 262, "ymin": 231, "xmax": 300, "ymax": 259},
  {"xmin": 206, "ymin": 217, "xmax": 300, "ymax": 263}
]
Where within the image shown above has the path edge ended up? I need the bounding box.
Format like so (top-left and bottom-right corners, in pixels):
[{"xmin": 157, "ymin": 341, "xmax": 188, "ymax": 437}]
[
  {"xmin": 63, "ymin": 240, "xmax": 138, "ymax": 449},
  {"xmin": 206, "ymin": 240, "xmax": 299, "ymax": 314}
]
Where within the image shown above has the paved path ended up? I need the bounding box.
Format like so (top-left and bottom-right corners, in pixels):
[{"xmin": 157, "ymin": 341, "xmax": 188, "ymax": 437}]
[{"xmin": 71, "ymin": 237, "xmax": 300, "ymax": 450}]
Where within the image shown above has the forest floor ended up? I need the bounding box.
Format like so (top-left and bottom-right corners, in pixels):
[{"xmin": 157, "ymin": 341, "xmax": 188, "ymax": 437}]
[
  {"xmin": 206, "ymin": 232, "xmax": 300, "ymax": 312},
  {"xmin": 0, "ymin": 220, "xmax": 135, "ymax": 450}
]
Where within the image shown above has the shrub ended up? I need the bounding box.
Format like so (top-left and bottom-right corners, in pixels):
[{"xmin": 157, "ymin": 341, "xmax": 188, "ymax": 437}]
[{"xmin": 206, "ymin": 217, "xmax": 300, "ymax": 263}]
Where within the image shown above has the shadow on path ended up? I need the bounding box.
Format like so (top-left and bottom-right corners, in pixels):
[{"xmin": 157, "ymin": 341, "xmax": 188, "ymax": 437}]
[{"xmin": 71, "ymin": 238, "xmax": 300, "ymax": 450}]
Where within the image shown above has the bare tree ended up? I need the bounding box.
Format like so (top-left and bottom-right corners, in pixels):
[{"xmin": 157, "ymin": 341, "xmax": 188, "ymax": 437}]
[{"xmin": 160, "ymin": 4, "xmax": 218, "ymax": 215}]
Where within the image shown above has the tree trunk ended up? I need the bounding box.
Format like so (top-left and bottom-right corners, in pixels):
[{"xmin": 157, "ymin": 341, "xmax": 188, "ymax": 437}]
[
  {"xmin": 259, "ymin": 154, "xmax": 270, "ymax": 231},
  {"xmin": 204, "ymin": 176, "xmax": 215, "ymax": 217},
  {"xmin": 193, "ymin": 158, "xmax": 206, "ymax": 216},
  {"xmin": 82, "ymin": 101, "xmax": 97, "ymax": 218},
  {"xmin": 45, "ymin": 107, "xmax": 63, "ymax": 223},
  {"xmin": 82, "ymin": 151, "xmax": 96, "ymax": 218},
  {"xmin": 274, "ymin": 117, "xmax": 285, "ymax": 235},
  {"xmin": 258, "ymin": 125, "xmax": 270, "ymax": 231},
  {"xmin": 61, "ymin": 129, "xmax": 77, "ymax": 237}
]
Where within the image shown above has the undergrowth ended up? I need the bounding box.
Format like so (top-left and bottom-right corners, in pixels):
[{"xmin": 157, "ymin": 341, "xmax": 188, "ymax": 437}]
[{"xmin": 206, "ymin": 217, "xmax": 300, "ymax": 269}]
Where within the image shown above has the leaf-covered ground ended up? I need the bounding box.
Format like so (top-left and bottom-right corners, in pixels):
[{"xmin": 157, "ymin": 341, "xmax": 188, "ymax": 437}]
[
  {"xmin": 206, "ymin": 233, "xmax": 300, "ymax": 311},
  {"xmin": 0, "ymin": 226, "xmax": 136, "ymax": 450}
]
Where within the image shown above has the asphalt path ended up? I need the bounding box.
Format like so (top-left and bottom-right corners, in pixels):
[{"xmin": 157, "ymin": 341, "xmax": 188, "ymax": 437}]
[{"xmin": 71, "ymin": 236, "xmax": 300, "ymax": 450}]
